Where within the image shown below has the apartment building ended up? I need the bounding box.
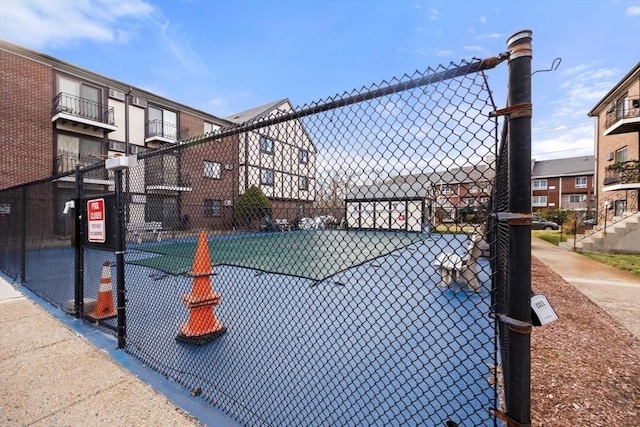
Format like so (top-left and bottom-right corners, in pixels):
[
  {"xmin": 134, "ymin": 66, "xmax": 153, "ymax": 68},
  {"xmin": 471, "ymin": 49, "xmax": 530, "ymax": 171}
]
[
  {"xmin": 530, "ymin": 156, "xmax": 595, "ymax": 213},
  {"xmin": 588, "ymin": 61, "xmax": 640, "ymax": 217},
  {"xmin": 345, "ymin": 163, "xmax": 495, "ymax": 231},
  {"xmin": 0, "ymin": 39, "xmax": 315, "ymax": 233}
]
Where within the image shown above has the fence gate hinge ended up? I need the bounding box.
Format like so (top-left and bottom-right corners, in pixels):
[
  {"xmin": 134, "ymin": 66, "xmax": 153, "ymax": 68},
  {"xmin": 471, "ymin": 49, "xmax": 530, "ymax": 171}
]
[
  {"xmin": 494, "ymin": 212, "xmax": 531, "ymax": 226},
  {"xmin": 490, "ymin": 408, "xmax": 532, "ymax": 427},
  {"xmin": 490, "ymin": 313, "xmax": 532, "ymax": 334},
  {"xmin": 489, "ymin": 103, "xmax": 532, "ymax": 119}
]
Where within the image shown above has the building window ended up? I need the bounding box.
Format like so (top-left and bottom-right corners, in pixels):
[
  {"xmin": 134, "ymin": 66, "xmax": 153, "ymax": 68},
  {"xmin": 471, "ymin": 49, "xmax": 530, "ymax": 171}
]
[
  {"xmin": 204, "ymin": 199, "xmax": 222, "ymax": 217},
  {"xmin": 533, "ymin": 179, "xmax": 548, "ymax": 190},
  {"xmin": 441, "ymin": 184, "xmax": 451, "ymax": 195},
  {"xmin": 148, "ymin": 105, "xmax": 178, "ymax": 140},
  {"xmin": 469, "ymin": 184, "xmax": 478, "ymax": 194},
  {"xmin": 298, "ymin": 176, "xmax": 308, "ymax": 190},
  {"xmin": 298, "ymin": 149, "xmax": 309, "ymax": 164},
  {"xmin": 204, "ymin": 161, "xmax": 221, "ymax": 179},
  {"xmin": 56, "ymin": 76, "xmax": 102, "ymax": 121},
  {"xmin": 532, "ymin": 196, "xmax": 547, "ymax": 207},
  {"xmin": 616, "ymin": 94, "xmax": 627, "ymax": 119},
  {"xmin": 260, "ymin": 136, "xmax": 274, "ymax": 154},
  {"xmin": 129, "ymin": 145, "xmax": 147, "ymax": 155},
  {"xmin": 260, "ymin": 169, "xmax": 274, "ymax": 185},
  {"xmin": 463, "ymin": 197, "xmax": 475, "ymax": 206},
  {"xmin": 204, "ymin": 122, "xmax": 220, "ymax": 134},
  {"xmin": 569, "ymin": 195, "xmax": 581, "ymax": 203},
  {"xmin": 56, "ymin": 134, "xmax": 104, "ymax": 173},
  {"xmin": 615, "ymin": 146, "xmax": 628, "ymax": 163},
  {"xmin": 109, "ymin": 140, "xmax": 126, "ymax": 153},
  {"xmin": 575, "ymin": 176, "xmax": 587, "ymax": 188}
]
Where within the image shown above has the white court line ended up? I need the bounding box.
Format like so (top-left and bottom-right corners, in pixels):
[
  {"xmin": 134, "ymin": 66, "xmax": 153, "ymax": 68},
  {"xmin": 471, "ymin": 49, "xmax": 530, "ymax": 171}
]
[{"xmin": 564, "ymin": 277, "xmax": 640, "ymax": 288}]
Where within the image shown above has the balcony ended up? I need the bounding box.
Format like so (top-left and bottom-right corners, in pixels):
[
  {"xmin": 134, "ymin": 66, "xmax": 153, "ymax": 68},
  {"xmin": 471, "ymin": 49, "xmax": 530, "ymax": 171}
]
[
  {"xmin": 603, "ymin": 160, "xmax": 640, "ymax": 191},
  {"xmin": 604, "ymin": 96, "xmax": 640, "ymax": 136},
  {"xmin": 146, "ymin": 171, "xmax": 192, "ymax": 193},
  {"xmin": 145, "ymin": 120, "xmax": 187, "ymax": 145},
  {"xmin": 52, "ymin": 93, "xmax": 117, "ymax": 133},
  {"xmin": 54, "ymin": 155, "xmax": 112, "ymax": 185}
]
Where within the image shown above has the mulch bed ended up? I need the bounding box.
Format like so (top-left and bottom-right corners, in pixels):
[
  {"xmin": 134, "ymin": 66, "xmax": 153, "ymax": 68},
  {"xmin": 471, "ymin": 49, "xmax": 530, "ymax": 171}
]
[{"xmin": 531, "ymin": 257, "xmax": 640, "ymax": 426}]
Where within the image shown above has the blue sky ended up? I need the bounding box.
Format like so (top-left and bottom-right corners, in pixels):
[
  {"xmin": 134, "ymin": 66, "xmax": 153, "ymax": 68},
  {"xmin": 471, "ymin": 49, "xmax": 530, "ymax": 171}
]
[{"xmin": 1, "ymin": 0, "xmax": 639, "ymax": 161}]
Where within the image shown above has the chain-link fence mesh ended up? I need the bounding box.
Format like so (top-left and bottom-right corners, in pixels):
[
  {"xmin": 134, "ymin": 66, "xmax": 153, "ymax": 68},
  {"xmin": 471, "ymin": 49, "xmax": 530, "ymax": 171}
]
[
  {"xmin": 0, "ymin": 50, "xmax": 536, "ymax": 425},
  {"xmin": 118, "ymin": 59, "xmax": 500, "ymax": 426}
]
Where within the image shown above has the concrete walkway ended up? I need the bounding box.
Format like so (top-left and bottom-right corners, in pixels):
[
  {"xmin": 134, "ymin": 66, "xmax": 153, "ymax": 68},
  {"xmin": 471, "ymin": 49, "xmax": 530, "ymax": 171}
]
[
  {"xmin": 532, "ymin": 237, "xmax": 640, "ymax": 339},
  {"xmin": 0, "ymin": 276, "xmax": 238, "ymax": 427}
]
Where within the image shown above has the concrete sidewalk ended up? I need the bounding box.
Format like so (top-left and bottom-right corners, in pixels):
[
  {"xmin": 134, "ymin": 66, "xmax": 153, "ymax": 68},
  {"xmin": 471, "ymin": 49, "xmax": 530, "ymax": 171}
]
[
  {"xmin": 0, "ymin": 276, "xmax": 238, "ymax": 427},
  {"xmin": 531, "ymin": 237, "xmax": 640, "ymax": 339}
]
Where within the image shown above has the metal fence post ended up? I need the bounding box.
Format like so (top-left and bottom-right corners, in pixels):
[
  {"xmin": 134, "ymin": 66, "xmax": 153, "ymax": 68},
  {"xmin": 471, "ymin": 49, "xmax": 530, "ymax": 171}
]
[
  {"xmin": 74, "ymin": 165, "xmax": 84, "ymax": 318},
  {"xmin": 20, "ymin": 185, "xmax": 27, "ymax": 283},
  {"xmin": 114, "ymin": 169, "xmax": 127, "ymax": 348},
  {"xmin": 506, "ymin": 29, "xmax": 533, "ymax": 425}
]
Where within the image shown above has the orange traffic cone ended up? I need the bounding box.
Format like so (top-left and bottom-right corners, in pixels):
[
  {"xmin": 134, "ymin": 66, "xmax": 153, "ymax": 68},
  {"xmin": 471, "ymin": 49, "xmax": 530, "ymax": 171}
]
[
  {"xmin": 176, "ymin": 231, "xmax": 226, "ymax": 345},
  {"xmin": 87, "ymin": 261, "xmax": 117, "ymax": 321}
]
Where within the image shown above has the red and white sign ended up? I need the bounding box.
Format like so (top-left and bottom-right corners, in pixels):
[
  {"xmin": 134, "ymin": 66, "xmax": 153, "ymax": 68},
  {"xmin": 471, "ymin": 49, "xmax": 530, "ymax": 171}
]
[{"xmin": 87, "ymin": 198, "xmax": 106, "ymax": 243}]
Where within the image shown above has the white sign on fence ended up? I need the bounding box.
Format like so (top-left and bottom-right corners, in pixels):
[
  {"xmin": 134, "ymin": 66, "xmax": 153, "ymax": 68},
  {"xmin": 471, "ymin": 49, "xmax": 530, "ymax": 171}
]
[{"xmin": 87, "ymin": 198, "xmax": 106, "ymax": 243}]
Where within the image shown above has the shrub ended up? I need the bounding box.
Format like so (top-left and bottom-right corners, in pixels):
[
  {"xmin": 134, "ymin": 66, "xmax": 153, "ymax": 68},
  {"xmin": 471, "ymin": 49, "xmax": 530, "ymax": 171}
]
[{"xmin": 233, "ymin": 185, "xmax": 272, "ymax": 229}]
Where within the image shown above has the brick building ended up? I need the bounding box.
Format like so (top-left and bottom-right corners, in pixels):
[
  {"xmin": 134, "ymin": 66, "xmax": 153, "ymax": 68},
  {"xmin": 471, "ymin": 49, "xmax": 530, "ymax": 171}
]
[
  {"xmin": 0, "ymin": 39, "xmax": 315, "ymax": 234},
  {"xmin": 530, "ymin": 156, "xmax": 595, "ymax": 214}
]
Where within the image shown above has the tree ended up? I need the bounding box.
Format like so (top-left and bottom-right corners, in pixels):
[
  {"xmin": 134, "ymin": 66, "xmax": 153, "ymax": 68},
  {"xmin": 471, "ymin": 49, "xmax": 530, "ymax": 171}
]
[{"xmin": 234, "ymin": 185, "xmax": 272, "ymax": 229}]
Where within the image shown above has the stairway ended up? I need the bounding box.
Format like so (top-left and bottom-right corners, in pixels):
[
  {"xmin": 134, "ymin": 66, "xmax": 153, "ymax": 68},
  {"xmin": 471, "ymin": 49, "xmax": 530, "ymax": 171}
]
[{"xmin": 575, "ymin": 212, "xmax": 640, "ymax": 253}]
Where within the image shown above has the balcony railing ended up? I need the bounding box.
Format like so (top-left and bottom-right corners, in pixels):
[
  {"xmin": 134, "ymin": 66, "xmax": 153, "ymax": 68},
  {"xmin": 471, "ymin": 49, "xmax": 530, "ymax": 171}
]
[
  {"xmin": 52, "ymin": 93, "xmax": 115, "ymax": 127},
  {"xmin": 145, "ymin": 120, "xmax": 187, "ymax": 142},
  {"xmin": 603, "ymin": 160, "xmax": 640, "ymax": 186},
  {"xmin": 54, "ymin": 155, "xmax": 108, "ymax": 181},
  {"xmin": 604, "ymin": 95, "xmax": 640, "ymax": 130},
  {"xmin": 146, "ymin": 171, "xmax": 191, "ymax": 189}
]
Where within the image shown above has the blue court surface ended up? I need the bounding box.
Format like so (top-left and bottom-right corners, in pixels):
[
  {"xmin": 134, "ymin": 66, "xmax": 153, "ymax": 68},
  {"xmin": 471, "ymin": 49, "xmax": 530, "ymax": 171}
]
[{"xmin": 22, "ymin": 231, "xmax": 496, "ymax": 426}]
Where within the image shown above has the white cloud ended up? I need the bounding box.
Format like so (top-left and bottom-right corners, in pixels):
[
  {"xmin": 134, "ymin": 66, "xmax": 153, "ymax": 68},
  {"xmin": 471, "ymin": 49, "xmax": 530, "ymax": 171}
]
[
  {"xmin": 0, "ymin": 0, "xmax": 154, "ymax": 49},
  {"xmin": 479, "ymin": 16, "xmax": 487, "ymax": 23},
  {"xmin": 429, "ymin": 8, "xmax": 438, "ymax": 20},
  {"xmin": 474, "ymin": 32, "xmax": 503, "ymax": 41},
  {"xmin": 626, "ymin": 5, "xmax": 640, "ymax": 15}
]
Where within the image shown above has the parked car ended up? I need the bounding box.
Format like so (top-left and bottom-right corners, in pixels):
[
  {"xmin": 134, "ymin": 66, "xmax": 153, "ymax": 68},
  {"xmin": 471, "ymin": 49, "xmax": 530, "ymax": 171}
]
[{"xmin": 531, "ymin": 216, "xmax": 559, "ymax": 230}]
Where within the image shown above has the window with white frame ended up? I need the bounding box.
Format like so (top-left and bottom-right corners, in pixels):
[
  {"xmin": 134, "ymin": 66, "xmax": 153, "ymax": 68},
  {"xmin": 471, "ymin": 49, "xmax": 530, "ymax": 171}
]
[
  {"xmin": 260, "ymin": 136, "xmax": 274, "ymax": 154},
  {"xmin": 260, "ymin": 169, "xmax": 274, "ymax": 185},
  {"xmin": 298, "ymin": 149, "xmax": 309, "ymax": 164},
  {"xmin": 615, "ymin": 146, "xmax": 628, "ymax": 163},
  {"xmin": 204, "ymin": 161, "xmax": 221, "ymax": 179},
  {"xmin": 148, "ymin": 105, "xmax": 178, "ymax": 140},
  {"xmin": 569, "ymin": 195, "xmax": 581, "ymax": 203},
  {"xmin": 575, "ymin": 176, "xmax": 587, "ymax": 188},
  {"xmin": 616, "ymin": 94, "xmax": 627, "ymax": 119},
  {"xmin": 298, "ymin": 176, "xmax": 308, "ymax": 190},
  {"xmin": 532, "ymin": 196, "xmax": 547, "ymax": 207},
  {"xmin": 463, "ymin": 197, "xmax": 475, "ymax": 206},
  {"xmin": 204, "ymin": 121, "xmax": 220, "ymax": 134},
  {"xmin": 469, "ymin": 184, "xmax": 478, "ymax": 194},
  {"xmin": 533, "ymin": 179, "xmax": 548, "ymax": 190},
  {"xmin": 441, "ymin": 184, "xmax": 451, "ymax": 195},
  {"xmin": 204, "ymin": 199, "xmax": 222, "ymax": 217}
]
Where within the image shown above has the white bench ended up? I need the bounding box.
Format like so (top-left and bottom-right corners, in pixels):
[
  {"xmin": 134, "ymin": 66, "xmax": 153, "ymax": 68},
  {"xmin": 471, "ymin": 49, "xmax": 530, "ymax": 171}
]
[
  {"xmin": 127, "ymin": 221, "xmax": 163, "ymax": 243},
  {"xmin": 275, "ymin": 219, "xmax": 292, "ymax": 231},
  {"xmin": 434, "ymin": 232, "xmax": 488, "ymax": 291}
]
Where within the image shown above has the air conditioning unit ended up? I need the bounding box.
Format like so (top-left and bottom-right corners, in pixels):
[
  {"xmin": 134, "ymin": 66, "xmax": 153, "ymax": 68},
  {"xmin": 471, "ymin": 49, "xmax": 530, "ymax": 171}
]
[
  {"xmin": 108, "ymin": 88, "xmax": 125, "ymax": 101},
  {"xmin": 223, "ymin": 199, "xmax": 233, "ymax": 206},
  {"xmin": 224, "ymin": 163, "xmax": 233, "ymax": 170},
  {"xmin": 606, "ymin": 152, "xmax": 614, "ymax": 161},
  {"xmin": 131, "ymin": 97, "xmax": 147, "ymax": 108}
]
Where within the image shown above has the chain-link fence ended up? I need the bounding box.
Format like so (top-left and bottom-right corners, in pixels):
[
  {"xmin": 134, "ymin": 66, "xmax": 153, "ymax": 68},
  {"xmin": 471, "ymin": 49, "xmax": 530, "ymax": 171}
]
[{"xmin": 0, "ymin": 30, "xmax": 535, "ymax": 427}]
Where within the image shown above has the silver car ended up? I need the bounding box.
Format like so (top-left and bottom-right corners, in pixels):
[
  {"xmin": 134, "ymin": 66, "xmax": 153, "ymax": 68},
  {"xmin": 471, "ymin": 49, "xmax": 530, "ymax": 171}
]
[{"xmin": 531, "ymin": 215, "xmax": 559, "ymax": 230}]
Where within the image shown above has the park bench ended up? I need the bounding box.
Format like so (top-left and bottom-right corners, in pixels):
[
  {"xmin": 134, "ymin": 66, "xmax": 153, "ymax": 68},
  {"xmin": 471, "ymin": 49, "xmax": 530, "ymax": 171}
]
[
  {"xmin": 127, "ymin": 221, "xmax": 163, "ymax": 243},
  {"xmin": 434, "ymin": 232, "xmax": 489, "ymax": 291}
]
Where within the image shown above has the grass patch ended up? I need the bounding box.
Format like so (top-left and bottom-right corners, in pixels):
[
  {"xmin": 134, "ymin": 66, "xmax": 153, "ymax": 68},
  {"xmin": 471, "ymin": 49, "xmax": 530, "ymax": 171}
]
[
  {"xmin": 580, "ymin": 252, "xmax": 640, "ymax": 277},
  {"xmin": 533, "ymin": 230, "xmax": 569, "ymax": 246}
]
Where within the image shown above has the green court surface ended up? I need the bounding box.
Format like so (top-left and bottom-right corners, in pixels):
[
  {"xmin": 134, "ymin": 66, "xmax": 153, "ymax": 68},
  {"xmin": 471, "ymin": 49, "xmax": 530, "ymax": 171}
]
[{"xmin": 129, "ymin": 230, "xmax": 427, "ymax": 280}]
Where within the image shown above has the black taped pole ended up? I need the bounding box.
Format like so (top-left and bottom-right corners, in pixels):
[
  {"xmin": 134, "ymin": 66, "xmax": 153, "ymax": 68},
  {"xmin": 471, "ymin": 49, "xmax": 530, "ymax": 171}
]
[
  {"xmin": 20, "ymin": 185, "xmax": 27, "ymax": 283},
  {"xmin": 114, "ymin": 169, "xmax": 126, "ymax": 348},
  {"xmin": 506, "ymin": 30, "xmax": 533, "ymax": 425},
  {"xmin": 74, "ymin": 164, "xmax": 84, "ymax": 318}
]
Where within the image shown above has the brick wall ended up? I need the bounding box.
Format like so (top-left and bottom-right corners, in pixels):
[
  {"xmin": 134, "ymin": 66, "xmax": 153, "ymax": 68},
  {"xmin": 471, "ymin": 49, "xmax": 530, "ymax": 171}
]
[{"xmin": 0, "ymin": 50, "xmax": 53, "ymax": 189}]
